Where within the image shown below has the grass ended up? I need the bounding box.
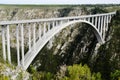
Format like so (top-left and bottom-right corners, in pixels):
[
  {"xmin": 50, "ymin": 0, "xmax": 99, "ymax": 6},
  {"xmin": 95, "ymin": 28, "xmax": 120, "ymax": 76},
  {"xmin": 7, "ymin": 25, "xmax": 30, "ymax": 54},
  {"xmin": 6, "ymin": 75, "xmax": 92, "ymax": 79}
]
[
  {"xmin": 106, "ymin": 6, "xmax": 120, "ymax": 12},
  {"xmin": 0, "ymin": 4, "xmax": 77, "ymax": 9},
  {"xmin": 0, "ymin": 4, "xmax": 119, "ymax": 9}
]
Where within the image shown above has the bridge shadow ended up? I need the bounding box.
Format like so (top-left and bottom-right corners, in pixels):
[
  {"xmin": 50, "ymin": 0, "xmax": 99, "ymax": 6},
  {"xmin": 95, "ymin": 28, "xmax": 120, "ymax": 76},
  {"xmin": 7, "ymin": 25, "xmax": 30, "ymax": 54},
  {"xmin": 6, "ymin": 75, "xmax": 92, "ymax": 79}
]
[{"xmin": 27, "ymin": 23, "xmax": 98, "ymax": 74}]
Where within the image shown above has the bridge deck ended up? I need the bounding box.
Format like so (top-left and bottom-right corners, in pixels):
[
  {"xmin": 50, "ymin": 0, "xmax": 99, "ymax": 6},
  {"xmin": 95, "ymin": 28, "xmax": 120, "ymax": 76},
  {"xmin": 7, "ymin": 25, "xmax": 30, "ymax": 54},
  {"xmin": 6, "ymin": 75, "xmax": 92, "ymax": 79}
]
[{"xmin": 0, "ymin": 12, "xmax": 116, "ymax": 25}]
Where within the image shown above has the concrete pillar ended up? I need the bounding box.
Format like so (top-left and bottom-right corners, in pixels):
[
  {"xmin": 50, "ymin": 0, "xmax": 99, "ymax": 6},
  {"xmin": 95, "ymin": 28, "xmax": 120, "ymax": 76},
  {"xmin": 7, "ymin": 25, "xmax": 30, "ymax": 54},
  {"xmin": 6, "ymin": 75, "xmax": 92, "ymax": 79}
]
[
  {"xmin": 16, "ymin": 24, "xmax": 20, "ymax": 66},
  {"xmin": 39, "ymin": 23, "xmax": 41, "ymax": 39},
  {"xmin": 6, "ymin": 25, "xmax": 11, "ymax": 64},
  {"xmin": 106, "ymin": 15, "xmax": 109, "ymax": 31},
  {"xmin": 48, "ymin": 22, "xmax": 50, "ymax": 31},
  {"xmin": 92, "ymin": 17, "xmax": 94, "ymax": 24},
  {"xmin": 2, "ymin": 25, "xmax": 6, "ymax": 61},
  {"xmin": 44, "ymin": 22, "xmax": 46, "ymax": 39},
  {"xmin": 98, "ymin": 16, "xmax": 101, "ymax": 32},
  {"xmin": 28, "ymin": 23, "xmax": 31, "ymax": 50},
  {"xmin": 95, "ymin": 16, "xmax": 98, "ymax": 27},
  {"xmin": 33, "ymin": 23, "xmax": 36, "ymax": 51},
  {"xmin": 60, "ymin": 20, "xmax": 63, "ymax": 25},
  {"xmin": 100, "ymin": 16, "xmax": 103, "ymax": 36},
  {"xmin": 55, "ymin": 21, "xmax": 58, "ymax": 26},
  {"xmin": 109, "ymin": 15, "xmax": 112, "ymax": 23},
  {"xmin": 52, "ymin": 21, "xmax": 55, "ymax": 28},
  {"xmin": 67, "ymin": 19, "xmax": 69, "ymax": 22},
  {"xmin": 44, "ymin": 22, "xmax": 46, "ymax": 35},
  {"xmin": 21, "ymin": 24, "xmax": 24, "ymax": 66},
  {"xmin": 103, "ymin": 16, "xmax": 106, "ymax": 40},
  {"xmin": 87, "ymin": 17, "xmax": 90, "ymax": 22}
]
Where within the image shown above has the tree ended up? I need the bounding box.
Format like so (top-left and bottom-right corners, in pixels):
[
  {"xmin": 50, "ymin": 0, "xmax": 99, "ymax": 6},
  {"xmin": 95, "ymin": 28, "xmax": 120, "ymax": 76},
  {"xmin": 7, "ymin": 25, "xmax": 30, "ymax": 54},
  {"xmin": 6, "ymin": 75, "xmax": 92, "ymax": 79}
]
[
  {"xmin": 61, "ymin": 64, "xmax": 101, "ymax": 80},
  {"xmin": 90, "ymin": 7, "xmax": 107, "ymax": 14}
]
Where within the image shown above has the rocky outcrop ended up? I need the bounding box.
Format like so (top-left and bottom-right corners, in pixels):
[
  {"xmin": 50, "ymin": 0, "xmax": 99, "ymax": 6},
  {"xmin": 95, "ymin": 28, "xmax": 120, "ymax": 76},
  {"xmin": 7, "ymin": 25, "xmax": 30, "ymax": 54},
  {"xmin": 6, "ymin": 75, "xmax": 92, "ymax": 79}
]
[{"xmin": 0, "ymin": 62, "xmax": 30, "ymax": 80}]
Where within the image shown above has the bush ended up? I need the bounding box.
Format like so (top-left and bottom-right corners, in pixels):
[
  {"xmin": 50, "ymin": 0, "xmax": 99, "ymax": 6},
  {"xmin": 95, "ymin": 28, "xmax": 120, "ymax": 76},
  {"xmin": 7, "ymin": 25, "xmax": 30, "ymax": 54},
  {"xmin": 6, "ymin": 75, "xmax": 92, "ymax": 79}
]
[
  {"xmin": 90, "ymin": 7, "xmax": 107, "ymax": 14},
  {"xmin": 61, "ymin": 64, "xmax": 101, "ymax": 80},
  {"xmin": 111, "ymin": 70, "xmax": 120, "ymax": 80},
  {"xmin": 0, "ymin": 74, "xmax": 9, "ymax": 80},
  {"xmin": 32, "ymin": 71, "xmax": 55, "ymax": 80}
]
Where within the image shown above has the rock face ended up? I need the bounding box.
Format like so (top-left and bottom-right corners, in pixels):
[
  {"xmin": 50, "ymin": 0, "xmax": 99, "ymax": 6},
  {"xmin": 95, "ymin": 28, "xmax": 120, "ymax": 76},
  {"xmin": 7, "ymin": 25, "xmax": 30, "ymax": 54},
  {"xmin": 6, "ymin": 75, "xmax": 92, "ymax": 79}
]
[
  {"xmin": 0, "ymin": 7, "xmax": 99, "ymax": 73},
  {"xmin": 0, "ymin": 7, "xmax": 88, "ymax": 21},
  {"xmin": 0, "ymin": 62, "xmax": 30, "ymax": 80}
]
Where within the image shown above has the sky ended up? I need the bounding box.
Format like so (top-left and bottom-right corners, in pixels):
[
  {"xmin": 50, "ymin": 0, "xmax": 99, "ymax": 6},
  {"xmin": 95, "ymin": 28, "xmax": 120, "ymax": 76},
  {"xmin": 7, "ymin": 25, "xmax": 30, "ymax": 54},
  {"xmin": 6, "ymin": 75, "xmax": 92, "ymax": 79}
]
[{"xmin": 0, "ymin": 0, "xmax": 120, "ymax": 4}]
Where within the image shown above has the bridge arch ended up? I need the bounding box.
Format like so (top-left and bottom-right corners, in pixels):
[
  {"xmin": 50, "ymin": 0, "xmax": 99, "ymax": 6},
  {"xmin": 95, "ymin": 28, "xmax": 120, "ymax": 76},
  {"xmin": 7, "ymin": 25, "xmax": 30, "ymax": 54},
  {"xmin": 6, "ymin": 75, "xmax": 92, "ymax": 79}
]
[
  {"xmin": 24, "ymin": 20, "xmax": 104, "ymax": 70},
  {"xmin": 0, "ymin": 12, "xmax": 116, "ymax": 70},
  {"xmin": 45, "ymin": 20, "xmax": 103, "ymax": 46}
]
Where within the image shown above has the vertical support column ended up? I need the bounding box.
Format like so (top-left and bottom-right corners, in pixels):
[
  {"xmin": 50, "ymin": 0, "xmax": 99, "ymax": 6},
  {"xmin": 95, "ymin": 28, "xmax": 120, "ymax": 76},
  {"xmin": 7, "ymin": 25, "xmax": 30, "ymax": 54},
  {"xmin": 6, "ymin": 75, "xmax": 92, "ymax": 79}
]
[
  {"xmin": 103, "ymin": 16, "xmax": 106, "ymax": 40},
  {"xmin": 84, "ymin": 18, "xmax": 87, "ymax": 21},
  {"xmin": 98, "ymin": 16, "xmax": 101, "ymax": 32},
  {"xmin": 106, "ymin": 15, "xmax": 109, "ymax": 31},
  {"xmin": 52, "ymin": 21, "xmax": 55, "ymax": 28},
  {"xmin": 16, "ymin": 24, "xmax": 20, "ymax": 66},
  {"xmin": 44, "ymin": 22, "xmax": 46, "ymax": 36},
  {"xmin": 2, "ymin": 25, "xmax": 6, "ymax": 61},
  {"xmin": 33, "ymin": 23, "xmax": 36, "ymax": 51},
  {"xmin": 87, "ymin": 17, "xmax": 90, "ymax": 22},
  {"xmin": 60, "ymin": 20, "xmax": 63, "ymax": 25},
  {"xmin": 21, "ymin": 24, "xmax": 24, "ymax": 66},
  {"xmin": 6, "ymin": 25, "xmax": 11, "ymax": 64},
  {"xmin": 107, "ymin": 16, "xmax": 109, "ymax": 23},
  {"xmin": 100, "ymin": 16, "xmax": 103, "ymax": 35},
  {"xmin": 92, "ymin": 17, "xmax": 94, "ymax": 24},
  {"xmin": 95, "ymin": 16, "xmax": 98, "ymax": 27},
  {"xmin": 55, "ymin": 21, "xmax": 58, "ymax": 26},
  {"xmin": 28, "ymin": 23, "xmax": 31, "ymax": 50},
  {"xmin": 39, "ymin": 23, "xmax": 41, "ymax": 39},
  {"xmin": 48, "ymin": 22, "xmax": 50, "ymax": 31},
  {"xmin": 67, "ymin": 19, "xmax": 69, "ymax": 22},
  {"xmin": 110, "ymin": 15, "xmax": 111, "ymax": 19},
  {"xmin": 109, "ymin": 15, "xmax": 112, "ymax": 22}
]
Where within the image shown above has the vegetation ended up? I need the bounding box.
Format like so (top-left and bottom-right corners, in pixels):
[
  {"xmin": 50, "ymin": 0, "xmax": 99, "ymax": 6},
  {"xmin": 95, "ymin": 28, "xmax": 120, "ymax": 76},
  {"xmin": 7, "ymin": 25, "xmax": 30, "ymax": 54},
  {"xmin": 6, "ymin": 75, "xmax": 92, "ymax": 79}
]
[
  {"xmin": 62, "ymin": 64, "xmax": 101, "ymax": 80},
  {"xmin": 90, "ymin": 7, "xmax": 107, "ymax": 14},
  {"xmin": 90, "ymin": 9, "xmax": 120, "ymax": 80},
  {"xmin": 0, "ymin": 5, "xmax": 120, "ymax": 80},
  {"xmin": 29, "ymin": 63, "xmax": 102, "ymax": 80},
  {"xmin": 111, "ymin": 70, "xmax": 120, "ymax": 80},
  {"xmin": 0, "ymin": 75, "xmax": 9, "ymax": 80},
  {"xmin": 58, "ymin": 8, "xmax": 73, "ymax": 17}
]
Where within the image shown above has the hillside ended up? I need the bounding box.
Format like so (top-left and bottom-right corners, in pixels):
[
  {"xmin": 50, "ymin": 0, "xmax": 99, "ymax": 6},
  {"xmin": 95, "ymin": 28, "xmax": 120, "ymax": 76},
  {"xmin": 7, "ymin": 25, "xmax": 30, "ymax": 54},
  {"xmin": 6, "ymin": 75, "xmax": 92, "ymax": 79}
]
[{"xmin": 0, "ymin": 5, "xmax": 120, "ymax": 80}]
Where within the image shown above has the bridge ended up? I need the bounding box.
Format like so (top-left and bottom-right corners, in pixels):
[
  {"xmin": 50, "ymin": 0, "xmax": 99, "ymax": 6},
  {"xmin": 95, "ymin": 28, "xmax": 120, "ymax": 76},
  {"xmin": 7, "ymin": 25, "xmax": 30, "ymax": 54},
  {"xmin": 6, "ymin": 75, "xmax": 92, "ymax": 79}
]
[{"xmin": 0, "ymin": 12, "xmax": 116, "ymax": 70}]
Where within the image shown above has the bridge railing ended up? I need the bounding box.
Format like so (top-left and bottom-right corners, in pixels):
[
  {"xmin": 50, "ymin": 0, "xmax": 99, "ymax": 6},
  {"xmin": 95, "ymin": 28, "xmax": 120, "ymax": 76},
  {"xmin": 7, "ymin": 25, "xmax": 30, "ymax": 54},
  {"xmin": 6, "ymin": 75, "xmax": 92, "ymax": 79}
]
[{"xmin": 0, "ymin": 12, "xmax": 115, "ymax": 25}]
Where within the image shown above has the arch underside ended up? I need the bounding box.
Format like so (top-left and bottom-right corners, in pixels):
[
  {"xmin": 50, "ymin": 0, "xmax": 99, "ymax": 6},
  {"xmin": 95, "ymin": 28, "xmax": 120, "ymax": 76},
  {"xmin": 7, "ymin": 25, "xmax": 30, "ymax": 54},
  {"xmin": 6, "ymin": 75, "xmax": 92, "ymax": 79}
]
[{"xmin": 23, "ymin": 19, "xmax": 104, "ymax": 70}]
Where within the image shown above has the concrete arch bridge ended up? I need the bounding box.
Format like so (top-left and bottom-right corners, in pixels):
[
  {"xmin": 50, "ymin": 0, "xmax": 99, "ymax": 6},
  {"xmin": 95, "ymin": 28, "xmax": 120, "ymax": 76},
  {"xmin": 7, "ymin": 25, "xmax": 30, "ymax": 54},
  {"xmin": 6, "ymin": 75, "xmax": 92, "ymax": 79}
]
[{"xmin": 0, "ymin": 12, "xmax": 116, "ymax": 70}]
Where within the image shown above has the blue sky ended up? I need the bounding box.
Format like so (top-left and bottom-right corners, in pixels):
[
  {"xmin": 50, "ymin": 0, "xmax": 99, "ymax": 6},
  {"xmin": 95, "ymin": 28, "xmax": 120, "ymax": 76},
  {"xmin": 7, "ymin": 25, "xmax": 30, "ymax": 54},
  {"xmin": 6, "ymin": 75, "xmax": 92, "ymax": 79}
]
[{"xmin": 0, "ymin": 0, "xmax": 119, "ymax": 4}]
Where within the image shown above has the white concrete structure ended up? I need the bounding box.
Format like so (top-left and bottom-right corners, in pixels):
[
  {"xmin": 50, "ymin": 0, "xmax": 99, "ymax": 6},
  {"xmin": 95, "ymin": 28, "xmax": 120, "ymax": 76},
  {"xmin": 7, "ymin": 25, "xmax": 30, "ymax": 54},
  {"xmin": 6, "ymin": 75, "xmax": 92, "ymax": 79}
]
[{"xmin": 0, "ymin": 12, "xmax": 116, "ymax": 70}]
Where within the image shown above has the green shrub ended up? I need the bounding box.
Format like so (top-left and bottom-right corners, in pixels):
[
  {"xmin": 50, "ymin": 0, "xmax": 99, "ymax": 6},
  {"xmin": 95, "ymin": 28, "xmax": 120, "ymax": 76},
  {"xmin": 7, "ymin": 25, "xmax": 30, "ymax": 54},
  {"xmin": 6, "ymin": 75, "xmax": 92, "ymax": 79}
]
[
  {"xmin": 61, "ymin": 64, "xmax": 101, "ymax": 80},
  {"xmin": 111, "ymin": 70, "xmax": 120, "ymax": 80},
  {"xmin": 0, "ymin": 74, "xmax": 9, "ymax": 80},
  {"xmin": 32, "ymin": 71, "xmax": 55, "ymax": 80}
]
